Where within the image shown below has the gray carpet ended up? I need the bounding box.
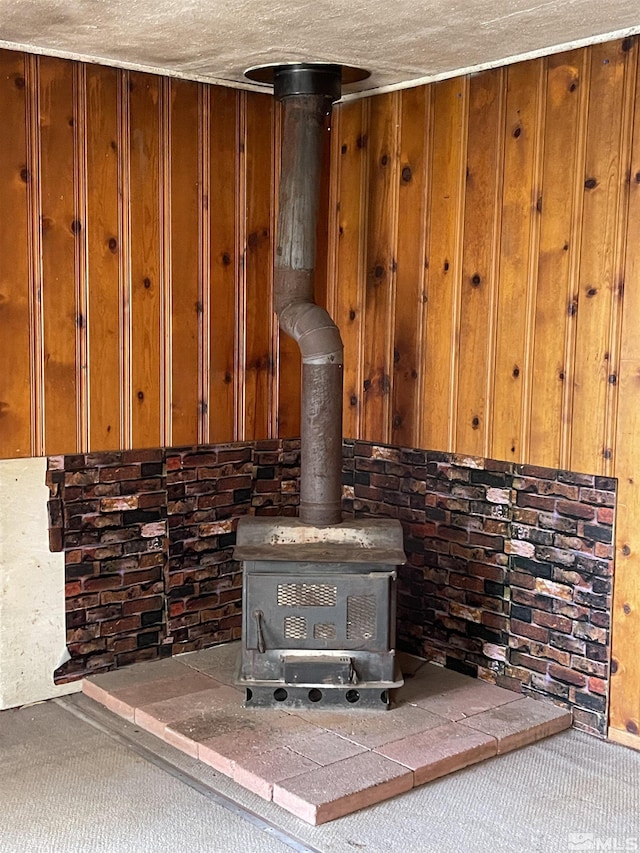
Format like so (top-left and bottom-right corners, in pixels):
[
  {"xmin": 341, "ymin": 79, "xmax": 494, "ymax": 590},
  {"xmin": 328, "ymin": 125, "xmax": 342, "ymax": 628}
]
[
  {"xmin": 0, "ymin": 694, "xmax": 638, "ymax": 853},
  {"xmin": 0, "ymin": 700, "xmax": 293, "ymax": 853}
]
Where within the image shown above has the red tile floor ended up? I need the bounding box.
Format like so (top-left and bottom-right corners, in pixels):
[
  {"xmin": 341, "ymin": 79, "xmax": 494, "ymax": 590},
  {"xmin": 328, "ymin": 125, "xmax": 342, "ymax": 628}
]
[{"xmin": 83, "ymin": 643, "xmax": 571, "ymax": 825}]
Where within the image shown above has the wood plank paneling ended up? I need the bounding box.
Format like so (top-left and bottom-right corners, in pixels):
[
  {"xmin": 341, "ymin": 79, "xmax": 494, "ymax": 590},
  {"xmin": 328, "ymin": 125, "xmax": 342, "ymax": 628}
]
[
  {"xmin": 612, "ymin": 355, "xmax": 640, "ymax": 739},
  {"xmin": 39, "ymin": 56, "xmax": 79, "ymax": 454},
  {"xmin": 86, "ymin": 64, "xmax": 121, "ymax": 449},
  {"xmin": 456, "ymin": 69, "xmax": 504, "ymax": 457},
  {"xmin": 313, "ymin": 110, "xmax": 332, "ymax": 314},
  {"xmin": 208, "ymin": 86, "xmax": 238, "ymax": 444},
  {"xmin": 392, "ymin": 86, "xmax": 431, "ymax": 448},
  {"xmin": 129, "ymin": 72, "xmax": 162, "ymax": 449},
  {"xmin": 570, "ymin": 42, "xmax": 629, "ymax": 474},
  {"xmin": 0, "ymin": 52, "xmax": 31, "ymax": 457},
  {"xmin": 491, "ymin": 60, "xmax": 543, "ymax": 463},
  {"xmin": 168, "ymin": 79, "xmax": 201, "ymax": 445},
  {"xmin": 420, "ymin": 77, "xmax": 467, "ymax": 452},
  {"xmin": 6, "ymin": 45, "xmax": 640, "ymax": 464},
  {"xmin": 604, "ymin": 44, "xmax": 638, "ymax": 479},
  {"xmin": 197, "ymin": 84, "xmax": 211, "ymax": 445},
  {"xmin": 328, "ymin": 99, "xmax": 368, "ymax": 441},
  {"xmin": 0, "ymin": 50, "xmax": 281, "ymax": 456},
  {"xmin": 362, "ymin": 93, "xmax": 400, "ymax": 443},
  {"xmin": 610, "ymin": 37, "xmax": 640, "ymax": 742},
  {"xmin": 529, "ymin": 52, "xmax": 584, "ymax": 468},
  {"xmin": 243, "ymin": 91, "xmax": 274, "ymax": 441}
]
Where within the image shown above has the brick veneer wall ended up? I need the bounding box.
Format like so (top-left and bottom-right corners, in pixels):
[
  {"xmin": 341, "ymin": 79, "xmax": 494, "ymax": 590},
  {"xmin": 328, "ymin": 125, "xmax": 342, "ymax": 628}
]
[
  {"xmin": 164, "ymin": 442, "xmax": 299, "ymax": 652},
  {"xmin": 47, "ymin": 439, "xmax": 614, "ymax": 736},
  {"xmin": 343, "ymin": 441, "xmax": 615, "ymax": 737},
  {"xmin": 47, "ymin": 440, "xmax": 299, "ymax": 684},
  {"xmin": 47, "ymin": 448, "xmax": 168, "ymax": 682}
]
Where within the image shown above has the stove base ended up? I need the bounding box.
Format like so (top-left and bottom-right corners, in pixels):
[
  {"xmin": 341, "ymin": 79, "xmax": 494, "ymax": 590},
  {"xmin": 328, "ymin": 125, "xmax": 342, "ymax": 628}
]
[
  {"xmin": 237, "ymin": 660, "xmax": 404, "ymax": 710},
  {"xmin": 241, "ymin": 682, "xmax": 394, "ymax": 710}
]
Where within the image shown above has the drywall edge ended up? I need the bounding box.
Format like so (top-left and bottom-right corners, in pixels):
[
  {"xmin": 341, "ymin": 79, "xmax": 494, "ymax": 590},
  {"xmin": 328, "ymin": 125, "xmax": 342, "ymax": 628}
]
[{"xmin": 0, "ymin": 457, "xmax": 79, "ymax": 709}]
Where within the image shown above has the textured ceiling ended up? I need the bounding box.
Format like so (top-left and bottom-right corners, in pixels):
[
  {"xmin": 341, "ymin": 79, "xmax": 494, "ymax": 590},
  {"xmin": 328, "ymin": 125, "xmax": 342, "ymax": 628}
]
[{"xmin": 1, "ymin": 0, "xmax": 640, "ymax": 97}]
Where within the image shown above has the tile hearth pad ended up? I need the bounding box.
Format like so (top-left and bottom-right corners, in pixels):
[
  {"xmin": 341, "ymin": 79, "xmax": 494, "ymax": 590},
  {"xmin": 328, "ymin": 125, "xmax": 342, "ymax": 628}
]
[{"xmin": 83, "ymin": 643, "xmax": 571, "ymax": 825}]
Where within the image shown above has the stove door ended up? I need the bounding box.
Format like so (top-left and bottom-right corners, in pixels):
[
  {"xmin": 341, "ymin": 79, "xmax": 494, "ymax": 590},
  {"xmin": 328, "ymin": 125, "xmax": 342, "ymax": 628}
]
[{"xmin": 244, "ymin": 571, "xmax": 392, "ymax": 653}]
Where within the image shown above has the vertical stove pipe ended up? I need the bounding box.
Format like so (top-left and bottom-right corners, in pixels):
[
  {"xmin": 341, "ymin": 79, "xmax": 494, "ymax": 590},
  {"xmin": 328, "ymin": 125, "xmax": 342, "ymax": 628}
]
[{"xmin": 273, "ymin": 65, "xmax": 343, "ymax": 526}]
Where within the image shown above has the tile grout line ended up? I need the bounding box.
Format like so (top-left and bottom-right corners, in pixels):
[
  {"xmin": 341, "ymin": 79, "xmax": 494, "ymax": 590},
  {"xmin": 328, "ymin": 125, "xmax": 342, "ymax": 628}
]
[{"xmin": 53, "ymin": 696, "xmax": 324, "ymax": 853}]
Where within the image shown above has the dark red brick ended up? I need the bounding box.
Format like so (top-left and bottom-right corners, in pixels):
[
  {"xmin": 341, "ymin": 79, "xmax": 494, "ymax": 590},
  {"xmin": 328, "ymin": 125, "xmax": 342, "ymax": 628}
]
[
  {"xmin": 579, "ymin": 488, "xmax": 615, "ymax": 507},
  {"xmin": 65, "ymin": 470, "xmax": 99, "ymax": 486},
  {"xmin": 100, "ymin": 615, "xmax": 141, "ymax": 636},
  {"xmin": 511, "ymin": 507, "xmax": 539, "ymax": 525},
  {"xmin": 116, "ymin": 648, "xmax": 159, "ymax": 666},
  {"xmin": 120, "ymin": 568, "xmax": 162, "ymax": 586},
  {"xmin": 529, "ymin": 675, "xmax": 570, "ymax": 699},
  {"xmin": 448, "ymin": 573, "xmax": 484, "ymax": 593},
  {"xmin": 548, "ymin": 663, "xmax": 587, "ymax": 687},
  {"xmin": 181, "ymin": 452, "xmax": 218, "ymax": 468},
  {"xmin": 138, "ymin": 492, "xmax": 166, "ymax": 509},
  {"xmin": 68, "ymin": 625, "xmax": 100, "ymax": 643},
  {"xmin": 511, "ymin": 589, "xmax": 554, "ymax": 611},
  {"xmin": 86, "ymin": 604, "xmax": 123, "ymax": 621},
  {"xmin": 509, "ymin": 571, "xmax": 537, "ymax": 590},
  {"xmin": 83, "ymin": 574, "xmax": 123, "ymax": 593},
  {"xmin": 122, "ymin": 596, "xmax": 164, "ymax": 615},
  {"xmin": 469, "ymin": 531, "xmax": 504, "ymax": 550},
  {"xmin": 517, "ymin": 493, "xmax": 556, "ymax": 512},
  {"xmin": 106, "ymin": 636, "xmax": 138, "ymax": 654},
  {"xmin": 571, "ymin": 657, "xmax": 607, "ymax": 678},
  {"xmin": 99, "ymin": 465, "xmax": 141, "ymax": 483},
  {"xmin": 49, "ymin": 527, "xmax": 64, "ymax": 552},
  {"xmin": 557, "ymin": 470, "xmax": 594, "ymax": 486},
  {"xmin": 571, "ymin": 708, "xmax": 606, "ymax": 737},
  {"xmin": 590, "ymin": 610, "xmax": 611, "ymax": 629},
  {"xmin": 511, "ymin": 619, "xmax": 549, "ymax": 643},
  {"xmin": 480, "ymin": 612, "xmax": 508, "ymax": 631},
  {"xmin": 556, "ymin": 500, "xmax": 596, "ymax": 520},
  {"xmin": 510, "ymin": 651, "xmax": 548, "ymax": 674},
  {"xmin": 596, "ymin": 506, "xmax": 614, "ymax": 525},
  {"xmin": 588, "ymin": 676, "xmax": 607, "ymax": 695},
  {"xmin": 594, "ymin": 543, "xmax": 614, "ymax": 559},
  {"xmin": 532, "ymin": 611, "xmax": 572, "ymax": 633}
]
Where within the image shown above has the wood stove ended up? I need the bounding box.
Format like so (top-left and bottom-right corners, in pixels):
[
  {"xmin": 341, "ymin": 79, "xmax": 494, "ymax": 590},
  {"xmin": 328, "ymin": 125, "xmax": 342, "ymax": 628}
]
[
  {"xmin": 234, "ymin": 516, "xmax": 405, "ymax": 709},
  {"xmin": 235, "ymin": 62, "xmax": 405, "ymax": 710}
]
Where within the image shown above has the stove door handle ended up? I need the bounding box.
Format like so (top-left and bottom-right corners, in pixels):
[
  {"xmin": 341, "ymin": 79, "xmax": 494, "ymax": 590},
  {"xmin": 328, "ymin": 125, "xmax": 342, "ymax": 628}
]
[{"xmin": 253, "ymin": 609, "xmax": 266, "ymax": 654}]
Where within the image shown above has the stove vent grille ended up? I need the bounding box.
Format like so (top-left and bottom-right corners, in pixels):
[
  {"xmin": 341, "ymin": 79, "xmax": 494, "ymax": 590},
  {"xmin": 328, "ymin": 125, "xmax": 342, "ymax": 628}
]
[
  {"xmin": 313, "ymin": 622, "xmax": 337, "ymax": 640},
  {"xmin": 284, "ymin": 616, "xmax": 307, "ymax": 639},
  {"xmin": 346, "ymin": 595, "xmax": 376, "ymax": 641},
  {"xmin": 277, "ymin": 583, "xmax": 337, "ymax": 608}
]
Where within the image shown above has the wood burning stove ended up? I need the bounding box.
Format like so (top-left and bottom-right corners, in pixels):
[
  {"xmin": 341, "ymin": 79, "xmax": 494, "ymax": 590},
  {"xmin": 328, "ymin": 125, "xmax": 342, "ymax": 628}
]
[
  {"xmin": 234, "ymin": 516, "xmax": 405, "ymax": 709},
  {"xmin": 235, "ymin": 62, "xmax": 405, "ymax": 710}
]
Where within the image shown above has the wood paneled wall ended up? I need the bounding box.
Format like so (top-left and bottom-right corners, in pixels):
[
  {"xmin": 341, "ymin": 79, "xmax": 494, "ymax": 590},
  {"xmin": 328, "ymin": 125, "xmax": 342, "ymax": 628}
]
[
  {"xmin": 326, "ymin": 37, "xmax": 640, "ymax": 745},
  {"xmin": 0, "ymin": 49, "xmax": 299, "ymax": 458},
  {"xmin": 3, "ymin": 39, "xmax": 640, "ymax": 744}
]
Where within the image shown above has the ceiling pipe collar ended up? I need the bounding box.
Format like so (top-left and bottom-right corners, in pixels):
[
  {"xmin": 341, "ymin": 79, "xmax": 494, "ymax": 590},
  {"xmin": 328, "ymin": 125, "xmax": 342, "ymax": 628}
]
[
  {"xmin": 272, "ymin": 63, "xmax": 341, "ymax": 102},
  {"xmin": 245, "ymin": 62, "xmax": 370, "ymax": 102}
]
